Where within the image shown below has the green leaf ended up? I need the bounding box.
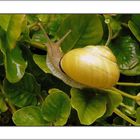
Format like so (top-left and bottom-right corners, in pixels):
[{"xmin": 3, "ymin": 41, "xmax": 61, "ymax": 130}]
[
  {"xmin": 104, "ymin": 15, "xmax": 122, "ymax": 39},
  {"xmin": 26, "ymin": 15, "xmax": 38, "ymax": 24},
  {"xmin": 136, "ymin": 107, "xmax": 140, "ymax": 124},
  {"xmin": 71, "ymin": 88, "xmax": 107, "ymax": 125},
  {"xmin": 3, "ymin": 73, "xmax": 40, "ymax": 108},
  {"xmin": 128, "ymin": 15, "xmax": 140, "ymax": 42},
  {"xmin": 33, "ymin": 54, "xmax": 50, "ymax": 73},
  {"xmin": 128, "ymin": 20, "xmax": 140, "ymax": 42},
  {"xmin": 7, "ymin": 47, "xmax": 27, "ymax": 83},
  {"xmin": 57, "ymin": 15, "xmax": 103, "ymax": 53},
  {"xmin": 7, "ymin": 15, "xmax": 26, "ymax": 49},
  {"xmin": 104, "ymin": 90, "xmax": 122, "ymax": 117},
  {"xmin": 31, "ymin": 30, "xmax": 48, "ymax": 44},
  {"xmin": 48, "ymin": 88, "xmax": 62, "ymax": 94},
  {"xmin": 47, "ymin": 15, "xmax": 67, "ymax": 37},
  {"xmin": 12, "ymin": 106, "xmax": 46, "ymax": 126},
  {"xmin": 131, "ymin": 14, "xmax": 140, "ymax": 27},
  {"xmin": 110, "ymin": 36, "xmax": 140, "ymax": 76},
  {"xmin": 118, "ymin": 86, "xmax": 138, "ymax": 106},
  {"xmin": 31, "ymin": 15, "xmax": 67, "ymax": 43},
  {"xmin": 110, "ymin": 17, "xmax": 121, "ymax": 37},
  {"xmin": 0, "ymin": 15, "xmax": 11, "ymax": 31},
  {"xmin": 0, "ymin": 95, "xmax": 8, "ymax": 112},
  {"xmin": 0, "ymin": 29, "xmax": 27, "ymax": 83},
  {"xmin": 41, "ymin": 88, "xmax": 71, "ymax": 126},
  {"xmin": 37, "ymin": 14, "xmax": 67, "ymax": 37}
]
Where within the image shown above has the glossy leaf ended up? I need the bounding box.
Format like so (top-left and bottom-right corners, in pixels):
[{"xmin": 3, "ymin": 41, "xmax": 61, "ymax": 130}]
[
  {"xmin": 2, "ymin": 46, "xmax": 27, "ymax": 83},
  {"xmin": 71, "ymin": 88, "xmax": 107, "ymax": 125},
  {"xmin": 0, "ymin": 29, "xmax": 27, "ymax": 83},
  {"xmin": 3, "ymin": 73, "xmax": 40, "ymax": 107},
  {"xmin": 128, "ymin": 20, "xmax": 140, "ymax": 42},
  {"xmin": 0, "ymin": 15, "xmax": 11, "ymax": 31},
  {"xmin": 7, "ymin": 15, "xmax": 26, "ymax": 49},
  {"xmin": 33, "ymin": 54, "xmax": 50, "ymax": 73},
  {"xmin": 48, "ymin": 88, "xmax": 62, "ymax": 94},
  {"xmin": 12, "ymin": 106, "xmax": 46, "ymax": 126},
  {"xmin": 57, "ymin": 15, "xmax": 103, "ymax": 53},
  {"xmin": 41, "ymin": 88, "xmax": 71, "ymax": 126},
  {"xmin": 110, "ymin": 36, "xmax": 140, "ymax": 76}
]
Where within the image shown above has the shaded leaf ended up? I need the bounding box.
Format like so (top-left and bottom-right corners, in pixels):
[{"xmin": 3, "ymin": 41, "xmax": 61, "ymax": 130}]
[
  {"xmin": 104, "ymin": 89, "xmax": 122, "ymax": 117},
  {"xmin": 33, "ymin": 54, "xmax": 50, "ymax": 73},
  {"xmin": 41, "ymin": 88, "xmax": 71, "ymax": 126},
  {"xmin": 4, "ymin": 73, "xmax": 40, "ymax": 107},
  {"xmin": 0, "ymin": 51, "xmax": 3, "ymax": 65},
  {"xmin": 12, "ymin": 106, "xmax": 46, "ymax": 126},
  {"xmin": 131, "ymin": 14, "xmax": 140, "ymax": 27},
  {"xmin": 57, "ymin": 15, "xmax": 103, "ymax": 53},
  {"xmin": 110, "ymin": 36, "xmax": 140, "ymax": 76},
  {"xmin": 128, "ymin": 20, "xmax": 140, "ymax": 42},
  {"xmin": 110, "ymin": 17, "xmax": 121, "ymax": 38},
  {"xmin": 118, "ymin": 86, "xmax": 138, "ymax": 106},
  {"xmin": 71, "ymin": 88, "xmax": 106, "ymax": 125}
]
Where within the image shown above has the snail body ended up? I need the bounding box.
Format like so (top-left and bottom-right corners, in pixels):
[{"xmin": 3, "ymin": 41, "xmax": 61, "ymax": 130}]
[
  {"xmin": 44, "ymin": 30, "xmax": 120, "ymax": 89},
  {"xmin": 61, "ymin": 45, "xmax": 120, "ymax": 89}
]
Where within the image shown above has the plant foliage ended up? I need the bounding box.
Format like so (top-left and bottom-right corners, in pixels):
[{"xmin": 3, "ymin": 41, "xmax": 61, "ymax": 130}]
[{"xmin": 0, "ymin": 14, "xmax": 140, "ymax": 126}]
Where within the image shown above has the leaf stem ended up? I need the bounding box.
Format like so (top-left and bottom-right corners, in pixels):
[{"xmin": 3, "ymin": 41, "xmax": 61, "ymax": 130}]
[
  {"xmin": 25, "ymin": 40, "xmax": 46, "ymax": 51},
  {"xmin": 104, "ymin": 86, "xmax": 140, "ymax": 103},
  {"xmin": 0, "ymin": 82, "xmax": 16, "ymax": 114},
  {"xmin": 117, "ymin": 82, "xmax": 140, "ymax": 86},
  {"xmin": 28, "ymin": 22, "xmax": 40, "ymax": 30},
  {"xmin": 121, "ymin": 22, "xmax": 128, "ymax": 28},
  {"xmin": 114, "ymin": 108, "xmax": 138, "ymax": 126},
  {"xmin": 105, "ymin": 18, "xmax": 112, "ymax": 46},
  {"xmin": 39, "ymin": 94, "xmax": 44, "ymax": 101},
  {"xmin": 5, "ymin": 99, "xmax": 16, "ymax": 114},
  {"xmin": 120, "ymin": 102, "xmax": 136, "ymax": 114},
  {"xmin": 111, "ymin": 87, "xmax": 137, "ymax": 100},
  {"xmin": 38, "ymin": 22, "xmax": 52, "ymax": 46}
]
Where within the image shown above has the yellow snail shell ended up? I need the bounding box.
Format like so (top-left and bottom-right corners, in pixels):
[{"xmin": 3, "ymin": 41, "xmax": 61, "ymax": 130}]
[{"xmin": 60, "ymin": 45, "xmax": 120, "ymax": 89}]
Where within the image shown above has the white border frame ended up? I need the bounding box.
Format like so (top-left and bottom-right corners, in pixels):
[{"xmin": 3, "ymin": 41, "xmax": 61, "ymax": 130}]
[
  {"xmin": 0, "ymin": 1, "xmax": 139, "ymax": 13},
  {"xmin": 0, "ymin": 127, "xmax": 139, "ymax": 139},
  {"xmin": 0, "ymin": 1, "xmax": 140, "ymax": 139}
]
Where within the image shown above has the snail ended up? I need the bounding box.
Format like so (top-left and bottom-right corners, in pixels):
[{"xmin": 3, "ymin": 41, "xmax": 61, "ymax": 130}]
[
  {"xmin": 40, "ymin": 25, "xmax": 120, "ymax": 89},
  {"xmin": 61, "ymin": 45, "xmax": 120, "ymax": 89}
]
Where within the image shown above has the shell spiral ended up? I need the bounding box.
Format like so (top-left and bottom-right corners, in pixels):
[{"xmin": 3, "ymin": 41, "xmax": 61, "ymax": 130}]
[{"xmin": 60, "ymin": 45, "xmax": 120, "ymax": 89}]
